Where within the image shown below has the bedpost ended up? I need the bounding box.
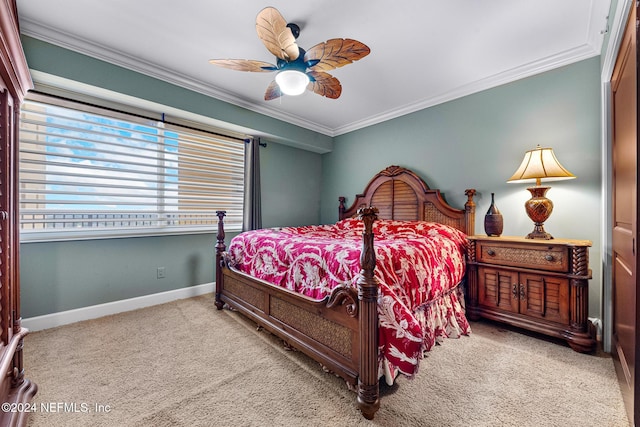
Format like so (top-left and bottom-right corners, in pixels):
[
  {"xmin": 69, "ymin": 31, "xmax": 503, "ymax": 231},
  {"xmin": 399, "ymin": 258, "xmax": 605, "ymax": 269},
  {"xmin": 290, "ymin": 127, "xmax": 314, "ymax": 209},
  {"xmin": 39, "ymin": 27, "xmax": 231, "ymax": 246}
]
[
  {"xmin": 338, "ymin": 196, "xmax": 346, "ymax": 220},
  {"xmin": 356, "ymin": 206, "xmax": 380, "ymax": 420},
  {"xmin": 464, "ymin": 189, "xmax": 476, "ymax": 236},
  {"xmin": 215, "ymin": 210, "xmax": 226, "ymax": 310}
]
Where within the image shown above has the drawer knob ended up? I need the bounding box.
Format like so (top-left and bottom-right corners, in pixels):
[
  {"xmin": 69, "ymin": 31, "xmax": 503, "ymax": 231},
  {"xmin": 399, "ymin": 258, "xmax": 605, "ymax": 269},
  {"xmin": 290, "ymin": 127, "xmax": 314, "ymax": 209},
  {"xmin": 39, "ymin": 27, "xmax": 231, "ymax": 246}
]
[
  {"xmin": 545, "ymin": 254, "xmax": 554, "ymax": 262},
  {"xmin": 487, "ymin": 249, "xmax": 496, "ymax": 256}
]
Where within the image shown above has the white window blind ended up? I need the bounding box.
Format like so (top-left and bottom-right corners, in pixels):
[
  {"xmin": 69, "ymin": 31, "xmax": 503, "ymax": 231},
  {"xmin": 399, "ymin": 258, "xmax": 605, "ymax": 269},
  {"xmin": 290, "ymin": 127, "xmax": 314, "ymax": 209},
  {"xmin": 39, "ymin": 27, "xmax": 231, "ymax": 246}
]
[{"xmin": 19, "ymin": 94, "xmax": 245, "ymax": 241}]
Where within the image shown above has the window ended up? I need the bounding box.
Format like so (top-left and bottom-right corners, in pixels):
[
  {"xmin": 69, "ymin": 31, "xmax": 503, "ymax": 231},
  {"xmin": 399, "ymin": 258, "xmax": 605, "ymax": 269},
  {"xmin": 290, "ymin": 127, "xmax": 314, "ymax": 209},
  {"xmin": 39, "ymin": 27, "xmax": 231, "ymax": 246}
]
[{"xmin": 19, "ymin": 93, "xmax": 246, "ymax": 241}]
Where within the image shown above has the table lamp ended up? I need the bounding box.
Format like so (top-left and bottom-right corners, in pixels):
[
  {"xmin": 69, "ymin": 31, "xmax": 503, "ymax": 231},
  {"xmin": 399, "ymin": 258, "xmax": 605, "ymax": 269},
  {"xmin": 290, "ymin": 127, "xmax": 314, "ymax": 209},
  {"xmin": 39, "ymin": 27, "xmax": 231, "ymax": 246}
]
[{"xmin": 507, "ymin": 145, "xmax": 575, "ymax": 239}]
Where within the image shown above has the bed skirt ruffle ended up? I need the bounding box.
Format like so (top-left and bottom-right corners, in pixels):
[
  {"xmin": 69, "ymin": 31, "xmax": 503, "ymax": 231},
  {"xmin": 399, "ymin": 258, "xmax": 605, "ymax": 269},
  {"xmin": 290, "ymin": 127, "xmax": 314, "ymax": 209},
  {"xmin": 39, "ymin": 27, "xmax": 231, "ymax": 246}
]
[{"xmin": 379, "ymin": 284, "xmax": 471, "ymax": 385}]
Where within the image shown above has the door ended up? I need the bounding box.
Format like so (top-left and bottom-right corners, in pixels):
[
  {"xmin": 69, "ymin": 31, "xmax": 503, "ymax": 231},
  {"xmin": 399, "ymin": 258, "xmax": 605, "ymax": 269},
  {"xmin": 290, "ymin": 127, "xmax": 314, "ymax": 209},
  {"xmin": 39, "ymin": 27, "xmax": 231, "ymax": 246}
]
[{"xmin": 611, "ymin": 1, "xmax": 639, "ymax": 424}]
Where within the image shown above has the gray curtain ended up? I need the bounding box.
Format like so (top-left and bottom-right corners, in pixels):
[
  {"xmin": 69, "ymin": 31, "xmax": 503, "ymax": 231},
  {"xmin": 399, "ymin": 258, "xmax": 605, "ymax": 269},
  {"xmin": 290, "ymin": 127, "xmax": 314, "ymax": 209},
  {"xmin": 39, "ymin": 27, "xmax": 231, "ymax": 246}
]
[{"xmin": 243, "ymin": 137, "xmax": 262, "ymax": 231}]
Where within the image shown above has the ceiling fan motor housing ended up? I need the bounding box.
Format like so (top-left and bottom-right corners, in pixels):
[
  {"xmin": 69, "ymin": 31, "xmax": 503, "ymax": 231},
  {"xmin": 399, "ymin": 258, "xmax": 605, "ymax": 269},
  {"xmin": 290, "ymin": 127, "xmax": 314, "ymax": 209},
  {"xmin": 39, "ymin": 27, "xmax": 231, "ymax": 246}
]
[
  {"xmin": 276, "ymin": 47, "xmax": 317, "ymax": 82},
  {"xmin": 286, "ymin": 23, "xmax": 300, "ymax": 39}
]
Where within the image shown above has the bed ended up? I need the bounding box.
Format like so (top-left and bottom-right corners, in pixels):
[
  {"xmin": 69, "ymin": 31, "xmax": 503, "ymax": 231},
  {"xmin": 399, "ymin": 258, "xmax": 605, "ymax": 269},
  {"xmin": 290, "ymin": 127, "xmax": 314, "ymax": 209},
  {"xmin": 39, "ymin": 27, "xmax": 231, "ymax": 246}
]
[{"xmin": 214, "ymin": 165, "xmax": 476, "ymax": 419}]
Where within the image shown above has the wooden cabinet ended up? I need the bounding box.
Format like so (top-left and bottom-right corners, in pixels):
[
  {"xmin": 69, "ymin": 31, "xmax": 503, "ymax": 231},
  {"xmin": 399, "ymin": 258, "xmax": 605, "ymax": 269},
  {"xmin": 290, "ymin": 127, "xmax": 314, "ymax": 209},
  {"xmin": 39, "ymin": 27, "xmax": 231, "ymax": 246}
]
[
  {"xmin": 0, "ymin": 1, "xmax": 37, "ymax": 425},
  {"xmin": 466, "ymin": 235, "xmax": 596, "ymax": 353},
  {"xmin": 477, "ymin": 267, "xmax": 570, "ymax": 325}
]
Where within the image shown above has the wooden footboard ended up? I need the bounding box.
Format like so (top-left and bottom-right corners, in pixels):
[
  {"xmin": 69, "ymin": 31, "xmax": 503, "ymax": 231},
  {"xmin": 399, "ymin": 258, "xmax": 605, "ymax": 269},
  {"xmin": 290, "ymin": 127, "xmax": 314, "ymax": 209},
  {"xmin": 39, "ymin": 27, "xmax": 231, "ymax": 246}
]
[{"xmin": 215, "ymin": 208, "xmax": 381, "ymax": 419}]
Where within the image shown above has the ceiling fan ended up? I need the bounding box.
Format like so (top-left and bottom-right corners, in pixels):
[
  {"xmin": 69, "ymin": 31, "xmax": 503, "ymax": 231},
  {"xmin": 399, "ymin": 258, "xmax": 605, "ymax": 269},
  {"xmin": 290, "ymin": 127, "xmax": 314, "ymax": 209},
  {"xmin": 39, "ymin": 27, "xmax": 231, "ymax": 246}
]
[{"xmin": 209, "ymin": 7, "xmax": 370, "ymax": 100}]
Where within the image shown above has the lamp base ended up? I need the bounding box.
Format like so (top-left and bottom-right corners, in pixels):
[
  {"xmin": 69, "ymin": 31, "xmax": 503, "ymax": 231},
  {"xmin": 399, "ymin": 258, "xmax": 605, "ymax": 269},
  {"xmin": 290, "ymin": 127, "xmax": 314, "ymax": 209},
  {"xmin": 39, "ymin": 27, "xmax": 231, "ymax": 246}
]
[
  {"xmin": 524, "ymin": 186, "xmax": 554, "ymax": 240},
  {"xmin": 526, "ymin": 223, "xmax": 553, "ymax": 240}
]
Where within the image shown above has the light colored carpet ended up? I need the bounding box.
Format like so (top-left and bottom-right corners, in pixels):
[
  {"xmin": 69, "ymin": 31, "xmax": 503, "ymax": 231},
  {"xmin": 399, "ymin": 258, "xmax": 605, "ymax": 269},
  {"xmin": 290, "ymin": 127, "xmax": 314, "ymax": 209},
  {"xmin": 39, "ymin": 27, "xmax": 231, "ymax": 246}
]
[{"xmin": 23, "ymin": 294, "xmax": 628, "ymax": 427}]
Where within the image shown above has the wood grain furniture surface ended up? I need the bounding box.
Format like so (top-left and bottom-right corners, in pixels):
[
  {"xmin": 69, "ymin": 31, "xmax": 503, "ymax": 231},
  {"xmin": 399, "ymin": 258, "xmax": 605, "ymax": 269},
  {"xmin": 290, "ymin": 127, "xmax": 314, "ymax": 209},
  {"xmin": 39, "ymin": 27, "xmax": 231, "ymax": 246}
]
[
  {"xmin": 214, "ymin": 165, "xmax": 476, "ymax": 419},
  {"xmin": 466, "ymin": 235, "xmax": 596, "ymax": 353},
  {"xmin": 0, "ymin": 1, "xmax": 38, "ymax": 425}
]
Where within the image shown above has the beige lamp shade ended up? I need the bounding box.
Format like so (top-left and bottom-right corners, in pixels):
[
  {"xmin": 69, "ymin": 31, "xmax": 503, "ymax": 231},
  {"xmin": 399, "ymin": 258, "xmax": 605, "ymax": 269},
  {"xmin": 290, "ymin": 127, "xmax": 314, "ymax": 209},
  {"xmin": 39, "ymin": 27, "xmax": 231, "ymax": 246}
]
[{"xmin": 507, "ymin": 145, "xmax": 575, "ymax": 186}]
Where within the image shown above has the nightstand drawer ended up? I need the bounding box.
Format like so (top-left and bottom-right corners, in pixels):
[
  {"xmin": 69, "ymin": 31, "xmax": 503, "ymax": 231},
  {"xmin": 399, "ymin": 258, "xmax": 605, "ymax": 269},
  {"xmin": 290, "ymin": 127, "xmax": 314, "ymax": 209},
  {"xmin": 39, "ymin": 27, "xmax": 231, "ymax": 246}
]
[{"xmin": 477, "ymin": 241, "xmax": 568, "ymax": 272}]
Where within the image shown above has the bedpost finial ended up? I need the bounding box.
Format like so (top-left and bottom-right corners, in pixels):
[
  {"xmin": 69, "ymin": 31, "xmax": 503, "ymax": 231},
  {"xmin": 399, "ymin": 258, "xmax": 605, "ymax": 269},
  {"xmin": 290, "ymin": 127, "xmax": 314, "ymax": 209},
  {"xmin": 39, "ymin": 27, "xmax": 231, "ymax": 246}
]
[
  {"xmin": 464, "ymin": 189, "xmax": 476, "ymax": 209},
  {"xmin": 357, "ymin": 207, "xmax": 379, "ymax": 229},
  {"xmin": 357, "ymin": 207, "xmax": 378, "ymax": 282},
  {"xmin": 216, "ymin": 211, "xmax": 227, "ymax": 252},
  {"xmin": 465, "ymin": 189, "xmax": 476, "ymax": 200},
  {"xmin": 464, "ymin": 190, "xmax": 476, "ymax": 236},
  {"xmin": 357, "ymin": 206, "xmax": 379, "ymax": 217},
  {"xmin": 339, "ymin": 196, "xmax": 346, "ymax": 219}
]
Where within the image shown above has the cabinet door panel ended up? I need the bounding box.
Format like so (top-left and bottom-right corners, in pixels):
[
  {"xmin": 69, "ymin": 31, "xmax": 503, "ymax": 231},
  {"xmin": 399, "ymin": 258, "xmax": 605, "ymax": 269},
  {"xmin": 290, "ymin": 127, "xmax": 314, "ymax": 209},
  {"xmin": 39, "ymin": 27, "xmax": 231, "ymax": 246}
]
[
  {"xmin": 478, "ymin": 266, "xmax": 519, "ymax": 313},
  {"xmin": 520, "ymin": 273, "xmax": 569, "ymax": 324}
]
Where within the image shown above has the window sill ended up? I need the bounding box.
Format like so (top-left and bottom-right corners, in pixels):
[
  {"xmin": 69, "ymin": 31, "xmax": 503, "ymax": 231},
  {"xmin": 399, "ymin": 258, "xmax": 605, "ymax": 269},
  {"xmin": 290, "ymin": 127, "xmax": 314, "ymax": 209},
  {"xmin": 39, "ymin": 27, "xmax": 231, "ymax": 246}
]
[{"xmin": 19, "ymin": 226, "xmax": 241, "ymax": 243}]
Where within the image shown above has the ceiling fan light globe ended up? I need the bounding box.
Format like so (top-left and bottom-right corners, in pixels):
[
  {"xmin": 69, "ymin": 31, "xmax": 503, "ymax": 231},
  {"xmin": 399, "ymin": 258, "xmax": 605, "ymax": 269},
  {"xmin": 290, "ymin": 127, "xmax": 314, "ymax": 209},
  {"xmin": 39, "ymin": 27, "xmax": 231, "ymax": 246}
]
[{"xmin": 275, "ymin": 70, "xmax": 309, "ymax": 96}]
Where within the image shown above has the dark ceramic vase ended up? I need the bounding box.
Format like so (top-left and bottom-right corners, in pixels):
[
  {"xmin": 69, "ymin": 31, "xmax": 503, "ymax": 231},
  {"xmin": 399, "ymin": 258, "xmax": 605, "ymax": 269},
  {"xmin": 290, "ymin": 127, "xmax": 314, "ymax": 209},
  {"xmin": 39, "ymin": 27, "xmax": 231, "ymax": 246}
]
[{"xmin": 484, "ymin": 193, "xmax": 503, "ymax": 237}]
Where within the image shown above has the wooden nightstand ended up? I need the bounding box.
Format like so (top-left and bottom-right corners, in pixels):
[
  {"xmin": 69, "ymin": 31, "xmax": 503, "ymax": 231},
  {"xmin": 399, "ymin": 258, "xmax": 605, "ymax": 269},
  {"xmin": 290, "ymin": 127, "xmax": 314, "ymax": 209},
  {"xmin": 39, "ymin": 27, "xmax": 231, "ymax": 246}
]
[{"xmin": 466, "ymin": 235, "xmax": 596, "ymax": 353}]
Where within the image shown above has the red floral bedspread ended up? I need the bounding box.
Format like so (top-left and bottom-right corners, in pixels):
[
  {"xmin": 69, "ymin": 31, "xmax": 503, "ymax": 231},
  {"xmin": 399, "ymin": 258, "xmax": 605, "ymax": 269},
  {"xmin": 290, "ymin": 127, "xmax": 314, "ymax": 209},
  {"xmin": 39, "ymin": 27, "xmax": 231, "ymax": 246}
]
[{"xmin": 227, "ymin": 218, "xmax": 471, "ymax": 381}]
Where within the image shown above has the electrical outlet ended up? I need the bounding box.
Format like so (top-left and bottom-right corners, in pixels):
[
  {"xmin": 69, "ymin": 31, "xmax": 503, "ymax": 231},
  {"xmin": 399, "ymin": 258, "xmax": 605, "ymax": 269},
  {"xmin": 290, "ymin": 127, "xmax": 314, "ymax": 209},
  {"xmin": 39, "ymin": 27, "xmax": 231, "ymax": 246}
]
[{"xmin": 157, "ymin": 267, "xmax": 166, "ymax": 279}]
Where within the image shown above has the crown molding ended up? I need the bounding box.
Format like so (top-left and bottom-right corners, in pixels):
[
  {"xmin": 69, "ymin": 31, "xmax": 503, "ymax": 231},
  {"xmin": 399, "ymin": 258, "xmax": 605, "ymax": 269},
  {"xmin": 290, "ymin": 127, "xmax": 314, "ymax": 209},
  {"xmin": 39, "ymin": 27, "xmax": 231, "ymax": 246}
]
[
  {"xmin": 601, "ymin": 0, "xmax": 632, "ymax": 81},
  {"xmin": 334, "ymin": 43, "xmax": 601, "ymax": 135},
  {"xmin": 20, "ymin": 15, "xmax": 603, "ymax": 138},
  {"xmin": 1, "ymin": 0, "xmax": 33, "ymax": 100}
]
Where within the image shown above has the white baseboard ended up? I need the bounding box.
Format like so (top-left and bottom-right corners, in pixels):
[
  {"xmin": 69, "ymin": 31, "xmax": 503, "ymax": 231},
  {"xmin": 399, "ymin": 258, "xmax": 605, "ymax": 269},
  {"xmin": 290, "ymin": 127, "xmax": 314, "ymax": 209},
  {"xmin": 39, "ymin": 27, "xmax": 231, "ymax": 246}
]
[{"xmin": 22, "ymin": 282, "xmax": 215, "ymax": 332}]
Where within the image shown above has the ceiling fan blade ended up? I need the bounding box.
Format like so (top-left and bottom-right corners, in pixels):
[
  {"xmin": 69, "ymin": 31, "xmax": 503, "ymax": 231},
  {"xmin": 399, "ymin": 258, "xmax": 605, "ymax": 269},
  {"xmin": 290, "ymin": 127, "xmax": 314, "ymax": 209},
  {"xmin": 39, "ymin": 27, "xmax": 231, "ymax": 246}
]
[
  {"xmin": 256, "ymin": 7, "xmax": 299, "ymax": 61},
  {"xmin": 264, "ymin": 80, "xmax": 283, "ymax": 101},
  {"xmin": 209, "ymin": 59, "xmax": 277, "ymax": 72},
  {"xmin": 307, "ymin": 71, "xmax": 342, "ymax": 99},
  {"xmin": 305, "ymin": 39, "xmax": 370, "ymax": 72}
]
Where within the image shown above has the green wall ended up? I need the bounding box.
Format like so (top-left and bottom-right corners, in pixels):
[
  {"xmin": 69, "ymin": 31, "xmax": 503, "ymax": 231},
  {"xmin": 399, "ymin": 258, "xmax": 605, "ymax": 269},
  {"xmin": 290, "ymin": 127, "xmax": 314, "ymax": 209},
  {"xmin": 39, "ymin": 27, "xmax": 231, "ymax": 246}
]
[
  {"xmin": 260, "ymin": 141, "xmax": 322, "ymax": 228},
  {"xmin": 21, "ymin": 234, "xmax": 214, "ymax": 317},
  {"xmin": 322, "ymin": 58, "xmax": 603, "ymax": 318},
  {"xmin": 19, "ymin": 36, "xmax": 604, "ymax": 322}
]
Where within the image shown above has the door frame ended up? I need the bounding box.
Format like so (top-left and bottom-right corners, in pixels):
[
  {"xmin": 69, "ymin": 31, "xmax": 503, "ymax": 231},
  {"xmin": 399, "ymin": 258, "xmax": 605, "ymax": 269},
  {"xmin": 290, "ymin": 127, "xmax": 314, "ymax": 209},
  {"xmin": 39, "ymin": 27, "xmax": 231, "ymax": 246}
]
[{"xmin": 601, "ymin": 0, "xmax": 635, "ymax": 353}]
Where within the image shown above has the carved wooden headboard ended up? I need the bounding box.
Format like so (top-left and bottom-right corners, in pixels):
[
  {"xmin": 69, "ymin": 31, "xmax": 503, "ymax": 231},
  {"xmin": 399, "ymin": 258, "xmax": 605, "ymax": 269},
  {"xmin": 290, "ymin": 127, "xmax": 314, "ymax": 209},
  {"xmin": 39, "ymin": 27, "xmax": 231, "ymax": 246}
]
[{"xmin": 338, "ymin": 165, "xmax": 476, "ymax": 235}]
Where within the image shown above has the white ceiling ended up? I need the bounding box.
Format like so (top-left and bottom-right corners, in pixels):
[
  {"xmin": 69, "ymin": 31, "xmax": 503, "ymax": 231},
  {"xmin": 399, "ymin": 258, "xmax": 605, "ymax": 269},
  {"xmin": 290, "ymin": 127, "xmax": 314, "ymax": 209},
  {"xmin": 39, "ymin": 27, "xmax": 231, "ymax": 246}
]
[{"xmin": 17, "ymin": 1, "xmax": 611, "ymax": 137}]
